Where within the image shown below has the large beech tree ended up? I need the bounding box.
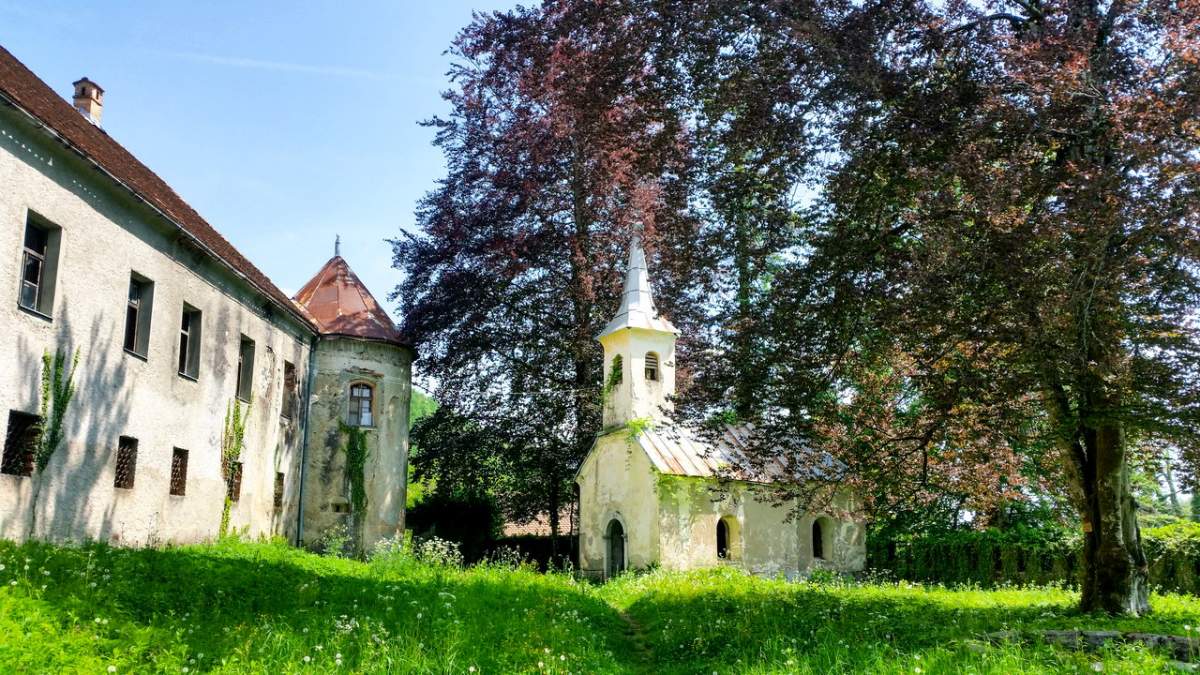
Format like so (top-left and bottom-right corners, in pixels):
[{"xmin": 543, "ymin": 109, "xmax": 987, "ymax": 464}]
[
  {"xmin": 393, "ymin": 3, "xmax": 705, "ymax": 541},
  {"xmin": 686, "ymin": 0, "xmax": 1200, "ymax": 615}
]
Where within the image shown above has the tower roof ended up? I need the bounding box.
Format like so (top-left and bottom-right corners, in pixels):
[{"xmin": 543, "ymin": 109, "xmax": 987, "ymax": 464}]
[
  {"xmin": 598, "ymin": 236, "xmax": 678, "ymax": 339},
  {"xmin": 294, "ymin": 256, "xmax": 411, "ymax": 347}
]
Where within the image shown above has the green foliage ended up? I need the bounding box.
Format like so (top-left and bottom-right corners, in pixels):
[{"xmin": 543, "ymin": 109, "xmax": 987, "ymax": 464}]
[
  {"xmin": 2, "ymin": 538, "xmax": 1195, "ymax": 672},
  {"xmin": 35, "ymin": 348, "xmax": 79, "ymax": 472},
  {"xmin": 623, "ymin": 416, "xmax": 652, "ymax": 442},
  {"xmin": 870, "ymin": 523, "xmax": 1200, "ymax": 596},
  {"xmin": 406, "ymin": 491, "xmax": 502, "ymax": 563},
  {"xmin": 408, "ymin": 389, "xmax": 438, "ymax": 430},
  {"xmin": 219, "ymin": 399, "xmax": 249, "ymax": 537},
  {"xmin": 338, "ymin": 422, "xmax": 369, "ymax": 514}
]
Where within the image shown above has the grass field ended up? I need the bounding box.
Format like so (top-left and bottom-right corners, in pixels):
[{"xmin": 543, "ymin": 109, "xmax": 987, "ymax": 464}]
[{"xmin": 1, "ymin": 538, "xmax": 1198, "ymax": 673}]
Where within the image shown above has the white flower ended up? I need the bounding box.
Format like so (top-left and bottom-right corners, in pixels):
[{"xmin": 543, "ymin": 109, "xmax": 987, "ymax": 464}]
[
  {"xmin": 303, "ymin": 656, "xmax": 311, "ymax": 663},
  {"xmin": 108, "ymin": 668, "xmax": 117, "ymax": 674},
  {"xmin": 469, "ymin": 668, "xmax": 476, "ymax": 673}
]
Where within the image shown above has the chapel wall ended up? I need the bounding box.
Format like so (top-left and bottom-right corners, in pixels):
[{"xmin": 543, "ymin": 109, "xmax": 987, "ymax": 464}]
[{"xmin": 576, "ymin": 433, "xmax": 660, "ymax": 578}]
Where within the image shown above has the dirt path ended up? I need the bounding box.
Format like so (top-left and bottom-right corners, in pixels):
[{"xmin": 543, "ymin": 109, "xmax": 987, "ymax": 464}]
[{"xmin": 617, "ymin": 609, "xmax": 655, "ymax": 673}]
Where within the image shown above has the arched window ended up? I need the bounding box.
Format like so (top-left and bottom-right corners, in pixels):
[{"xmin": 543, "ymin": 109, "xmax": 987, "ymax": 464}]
[
  {"xmin": 348, "ymin": 383, "xmax": 374, "ymax": 427},
  {"xmin": 610, "ymin": 355, "xmax": 624, "ymax": 385},
  {"xmin": 717, "ymin": 519, "xmax": 730, "ymax": 559},
  {"xmin": 645, "ymin": 352, "xmax": 659, "ymax": 382},
  {"xmin": 716, "ymin": 515, "xmax": 740, "ymax": 560},
  {"xmin": 813, "ymin": 517, "xmax": 833, "ymax": 561}
]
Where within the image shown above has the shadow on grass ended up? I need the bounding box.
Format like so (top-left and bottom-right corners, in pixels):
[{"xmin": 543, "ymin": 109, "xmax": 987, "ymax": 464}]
[{"xmin": 1, "ymin": 539, "xmax": 633, "ymax": 672}]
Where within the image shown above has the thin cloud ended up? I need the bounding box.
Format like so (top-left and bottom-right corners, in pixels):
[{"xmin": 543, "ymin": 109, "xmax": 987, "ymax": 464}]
[{"xmin": 162, "ymin": 50, "xmax": 396, "ymax": 81}]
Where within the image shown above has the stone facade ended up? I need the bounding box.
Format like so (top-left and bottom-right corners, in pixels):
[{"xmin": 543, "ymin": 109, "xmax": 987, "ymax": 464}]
[
  {"xmin": 576, "ymin": 239, "xmax": 867, "ymax": 579},
  {"xmin": 0, "ymin": 50, "xmax": 412, "ymax": 550}
]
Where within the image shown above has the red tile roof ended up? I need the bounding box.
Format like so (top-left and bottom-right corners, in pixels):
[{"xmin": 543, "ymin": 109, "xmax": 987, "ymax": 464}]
[
  {"xmin": 0, "ymin": 45, "xmax": 313, "ymax": 330},
  {"xmin": 294, "ymin": 256, "xmax": 410, "ymax": 347}
]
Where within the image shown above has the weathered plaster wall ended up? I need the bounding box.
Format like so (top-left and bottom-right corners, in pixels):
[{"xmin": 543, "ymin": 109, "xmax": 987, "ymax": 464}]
[
  {"xmin": 657, "ymin": 477, "xmax": 867, "ymax": 577},
  {"xmin": 0, "ymin": 104, "xmax": 311, "ymax": 545},
  {"xmin": 576, "ymin": 433, "xmax": 661, "ymax": 577},
  {"xmin": 599, "ymin": 328, "xmax": 677, "ymax": 428},
  {"xmin": 301, "ymin": 337, "xmax": 412, "ymax": 550}
]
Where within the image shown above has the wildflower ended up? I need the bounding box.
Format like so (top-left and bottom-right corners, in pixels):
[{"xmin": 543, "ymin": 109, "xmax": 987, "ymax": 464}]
[
  {"xmin": 303, "ymin": 655, "xmax": 311, "ymax": 663},
  {"xmin": 108, "ymin": 668, "xmax": 117, "ymax": 674},
  {"xmin": 469, "ymin": 668, "xmax": 476, "ymax": 673}
]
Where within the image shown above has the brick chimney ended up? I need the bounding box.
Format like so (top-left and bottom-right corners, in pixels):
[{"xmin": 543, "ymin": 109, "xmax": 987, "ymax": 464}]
[{"xmin": 72, "ymin": 77, "xmax": 103, "ymax": 125}]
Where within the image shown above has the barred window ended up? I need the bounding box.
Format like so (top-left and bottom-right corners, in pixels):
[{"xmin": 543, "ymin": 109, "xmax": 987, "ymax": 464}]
[
  {"xmin": 348, "ymin": 383, "xmax": 374, "ymax": 427},
  {"xmin": 169, "ymin": 448, "xmax": 188, "ymax": 496},
  {"xmin": 1, "ymin": 411, "xmax": 40, "ymax": 477},
  {"xmin": 274, "ymin": 471, "xmax": 285, "ymax": 511},
  {"xmin": 113, "ymin": 436, "xmax": 138, "ymax": 489},
  {"xmin": 644, "ymin": 352, "xmax": 659, "ymax": 382},
  {"xmin": 226, "ymin": 461, "xmax": 243, "ymax": 503}
]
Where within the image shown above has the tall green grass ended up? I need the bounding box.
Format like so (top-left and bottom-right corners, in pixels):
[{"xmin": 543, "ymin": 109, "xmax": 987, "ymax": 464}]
[{"xmin": 2, "ymin": 539, "xmax": 1199, "ymax": 673}]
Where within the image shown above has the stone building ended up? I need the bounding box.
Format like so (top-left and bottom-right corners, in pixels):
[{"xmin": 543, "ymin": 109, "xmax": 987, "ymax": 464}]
[
  {"xmin": 0, "ymin": 45, "xmax": 413, "ymax": 549},
  {"xmin": 576, "ymin": 239, "xmax": 866, "ymax": 579}
]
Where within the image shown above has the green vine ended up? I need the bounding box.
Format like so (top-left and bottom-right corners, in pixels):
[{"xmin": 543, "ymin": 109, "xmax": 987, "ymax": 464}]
[
  {"xmin": 601, "ymin": 355, "xmax": 623, "ymax": 407},
  {"xmin": 338, "ymin": 422, "xmax": 370, "ymax": 514},
  {"xmin": 36, "ymin": 348, "xmax": 79, "ymax": 472},
  {"xmin": 220, "ymin": 399, "xmax": 248, "ymax": 536},
  {"xmin": 624, "ymin": 416, "xmax": 653, "ymax": 442}
]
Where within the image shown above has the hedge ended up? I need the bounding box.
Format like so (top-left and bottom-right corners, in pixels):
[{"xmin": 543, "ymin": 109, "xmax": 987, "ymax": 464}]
[{"xmin": 867, "ymin": 520, "xmax": 1200, "ymax": 595}]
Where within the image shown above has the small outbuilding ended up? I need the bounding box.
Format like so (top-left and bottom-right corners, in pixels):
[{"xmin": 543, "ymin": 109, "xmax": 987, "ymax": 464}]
[{"xmin": 575, "ymin": 238, "xmax": 866, "ymax": 580}]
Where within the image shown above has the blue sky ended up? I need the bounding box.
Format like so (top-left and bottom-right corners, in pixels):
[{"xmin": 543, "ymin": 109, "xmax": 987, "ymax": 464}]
[{"xmin": 0, "ymin": 0, "xmax": 515, "ymax": 317}]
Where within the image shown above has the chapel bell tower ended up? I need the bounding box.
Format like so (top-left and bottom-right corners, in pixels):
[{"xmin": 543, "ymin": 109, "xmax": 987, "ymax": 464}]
[{"xmin": 598, "ymin": 235, "xmax": 678, "ymax": 428}]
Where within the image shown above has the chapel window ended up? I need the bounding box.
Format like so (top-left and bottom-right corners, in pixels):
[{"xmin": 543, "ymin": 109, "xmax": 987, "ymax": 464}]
[
  {"xmin": 645, "ymin": 352, "xmax": 659, "ymax": 382},
  {"xmin": 348, "ymin": 383, "xmax": 374, "ymax": 427},
  {"xmin": 813, "ymin": 518, "xmax": 833, "ymax": 561}
]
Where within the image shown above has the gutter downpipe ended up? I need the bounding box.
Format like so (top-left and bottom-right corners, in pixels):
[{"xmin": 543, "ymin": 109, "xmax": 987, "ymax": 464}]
[{"xmin": 295, "ymin": 334, "xmax": 320, "ymax": 547}]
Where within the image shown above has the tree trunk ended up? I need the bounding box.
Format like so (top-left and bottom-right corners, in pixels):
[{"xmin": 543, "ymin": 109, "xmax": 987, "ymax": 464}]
[
  {"xmin": 1078, "ymin": 422, "xmax": 1149, "ymax": 615},
  {"xmin": 26, "ymin": 469, "xmax": 44, "ymax": 541},
  {"xmin": 1163, "ymin": 457, "xmax": 1182, "ymax": 517}
]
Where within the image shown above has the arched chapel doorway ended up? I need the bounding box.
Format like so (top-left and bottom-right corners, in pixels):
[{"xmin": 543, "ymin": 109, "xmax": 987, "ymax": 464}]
[{"xmin": 606, "ymin": 519, "xmax": 626, "ymax": 578}]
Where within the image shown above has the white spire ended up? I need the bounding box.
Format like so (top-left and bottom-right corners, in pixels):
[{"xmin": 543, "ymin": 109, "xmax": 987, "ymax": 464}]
[{"xmin": 598, "ymin": 235, "xmax": 678, "ymax": 339}]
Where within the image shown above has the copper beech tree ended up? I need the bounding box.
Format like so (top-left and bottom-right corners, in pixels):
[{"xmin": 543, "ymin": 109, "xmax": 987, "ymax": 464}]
[{"xmin": 680, "ymin": 0, "xmax": 1199, "ymax": 615}]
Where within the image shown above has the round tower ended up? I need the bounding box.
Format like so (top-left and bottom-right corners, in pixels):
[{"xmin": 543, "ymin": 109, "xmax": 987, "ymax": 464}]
[{"xmin": 293, "ymin": 254, "xmax": 414, "ymax": 552}]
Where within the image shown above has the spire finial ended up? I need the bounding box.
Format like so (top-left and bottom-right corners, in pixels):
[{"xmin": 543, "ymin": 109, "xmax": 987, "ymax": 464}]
[{"xmin": 335, "ymin": 235, "xmax": 341, "ymax": 257}]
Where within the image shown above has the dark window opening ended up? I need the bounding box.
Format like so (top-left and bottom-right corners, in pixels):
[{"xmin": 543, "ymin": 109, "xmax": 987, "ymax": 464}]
[
  {"xmin": 645, "ymin": 352, "xmax": 659, "ymax": 381},
  {"xmin": 281, "ymin": 361, "xmax": 297, "ymax": 419},
  {"xmin": 113, "ymin": 436, "xmax": 138, "ymax": 489},
  {"xmin": 1, "ymin": 411, "xmax": 41, "ymax": 477},
  {"xmin": 123, "ymin": 274, "xmax": 154, "ymax": 356},
  {"xmin": 226, "ymin": 461, "xmax": 243, "ymax": 503},
  {"xmin": 169, "ymin": 448, "xmax": 188, "ymax": 496},
  {"xmin": 178, "ymin": 306, "xmax": 202, "ymax": 379},
  {"xmin": 19, "ymin": 215, "xmax": 59, "ymax": 316},
  {"xmin": 717, "ymin": 519, "xmax": 730, "ymax": 559},
  {"xmin": 236, "ymin": 336, "xmax": 255, "ymax": 401},
  {"xmin": 607, "ymin": 519, "xmax": 626, "ymax": 578},
  {"xmin": 812, "ymin": 520, "xmax": 825, "ymax": 560},
  {"xmin": 348, "ymin": 383, "xmax": 374, "ymax": 427},
  {"xmin": 274, "ymin": 471, "xmax": 285, "ymax": 510}
]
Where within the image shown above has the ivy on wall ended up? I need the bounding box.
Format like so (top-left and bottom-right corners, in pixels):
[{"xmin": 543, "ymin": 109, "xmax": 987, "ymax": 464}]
[
  {"xmin": 28, "ymin": 348, "xmax": 79, "ymax": 539},
  {"xmin": 338, "ymin": 421, "xmax": 370, "ymax": 554},
  {"xmin": 219, "ymin": 399, "xmax": 248, "ymax": 536}
]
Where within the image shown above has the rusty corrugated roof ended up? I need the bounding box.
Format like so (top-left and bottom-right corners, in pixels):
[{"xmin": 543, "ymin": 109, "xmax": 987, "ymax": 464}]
[
  {"xmin": 294, "ymin": 256, "xmax": 411, "ymax": 347},
  {"xmin": 0, "ymin": 45, "xmax": 313, "ymax": 331}
]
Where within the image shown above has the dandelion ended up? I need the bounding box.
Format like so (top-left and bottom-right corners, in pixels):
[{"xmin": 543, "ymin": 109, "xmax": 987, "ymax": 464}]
[
  {"xmin": 108, "ymin": 668, "xmax": 117, "ymax": 674},
  {"xmin": 303, "ymin": 655, "xmax": 311, "ymax": 663},
  {"xmin": 469, "ymin": 668, "xmax": 476, "ymax": 673}
]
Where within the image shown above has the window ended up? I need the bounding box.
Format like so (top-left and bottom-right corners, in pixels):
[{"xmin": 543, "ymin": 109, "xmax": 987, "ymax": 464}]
[
  {"xmin": 1, "ymin": 411, "xmax": 40, "ymax": 477},
  {"xmin": 281, "ymin": 361, "xmax": 297, "ymax": 419},
  {"xmin": 717, "ymin": 518, "xmax": 730, "ymax": 559},
  {"xmin": 645, "ymin": 352, "xmax": 659, "ymax": 382},
  {"xmin": 18, "ymin": 214, "xmax": 60, "ymax": 316},
  {"xmin": 123, "ymin": 274, "xmax": 154, "ymax": 357},
  {"xmin": 236, "ymin": 336, "xmax": 255, "ymax": 401},
  {"xmin": 610, "ymin": 355, "xmax": 623, "ymax": 385},
  {"xmin": 178, "ymin": 306, "xmax": 202, "ymax": 379},
  {"xmin": 813, "ymin": 518, "xmax": 832, "ymax": 561},
  {"xmin": 606, "ymin": 519, "xmax": 626, "ymax": 578},
  {"xmin": 348, "ymin": 383, "xmax": 374, "ymax": 427},
  {"xmin": 169, "ymin": 448, "xmax": 188, "ymax": 496},
  {"xmin": 226, "ymin": 461, "xmax": 243, "ymax": 503},
  {"xmin": 113, "ymin": 436, "xmax": 137, "ymax": 489},
  {"xmin": 274, "ymin": 471, "xmax": 285, "ymax": 511}
]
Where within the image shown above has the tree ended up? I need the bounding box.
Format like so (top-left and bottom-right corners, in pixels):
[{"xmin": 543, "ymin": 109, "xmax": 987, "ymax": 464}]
[
  {"xmin": 392, "ymin": 2, "xmax": 705, "ymax": 543},
  {"xmin": 694, "ymin": 0, "xmax": 1200, "ymax": 615}
]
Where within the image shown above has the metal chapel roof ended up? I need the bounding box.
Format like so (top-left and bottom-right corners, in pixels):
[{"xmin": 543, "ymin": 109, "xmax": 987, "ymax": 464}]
[
  {"xmin": 598, "ymin": 236, "xmax": 679, "ymax": 339},
  {"xmin": 294, "ymin": 256, "xmax": 411, "ymax": 347}
]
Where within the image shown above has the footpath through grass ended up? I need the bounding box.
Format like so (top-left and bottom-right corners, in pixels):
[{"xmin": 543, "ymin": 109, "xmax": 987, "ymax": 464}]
[{"xmin": 1, "ymin": 539, "xmax": 1199, "ymax": 673}]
